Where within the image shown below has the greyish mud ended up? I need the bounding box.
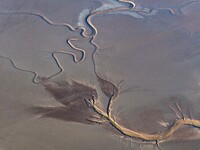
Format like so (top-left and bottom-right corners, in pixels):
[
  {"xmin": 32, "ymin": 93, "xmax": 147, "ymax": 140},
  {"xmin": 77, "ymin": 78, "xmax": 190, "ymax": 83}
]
[{"xmin": 1, "ymin": 0, "xmax": 200, "ymax": 150}]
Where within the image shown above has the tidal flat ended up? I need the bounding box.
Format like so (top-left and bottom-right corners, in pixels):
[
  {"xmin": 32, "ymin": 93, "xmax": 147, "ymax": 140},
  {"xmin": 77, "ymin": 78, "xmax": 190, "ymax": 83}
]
[{"xmin": 0, "ymin": 0, "xmax": 200, "ymax": 150}]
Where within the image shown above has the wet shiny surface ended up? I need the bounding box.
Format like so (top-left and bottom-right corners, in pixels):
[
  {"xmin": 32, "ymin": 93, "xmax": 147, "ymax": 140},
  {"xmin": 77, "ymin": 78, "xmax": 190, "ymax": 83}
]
[{"xmin": 0, "ymin": 0, "xmax": 200, "ymax": 149}]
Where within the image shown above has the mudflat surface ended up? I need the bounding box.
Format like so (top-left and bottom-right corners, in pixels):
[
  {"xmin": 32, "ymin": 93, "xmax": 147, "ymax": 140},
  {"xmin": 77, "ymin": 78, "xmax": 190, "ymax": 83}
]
[{"xmin": 0, "ymin": 0, "xmax": 200, "ymax": 150}]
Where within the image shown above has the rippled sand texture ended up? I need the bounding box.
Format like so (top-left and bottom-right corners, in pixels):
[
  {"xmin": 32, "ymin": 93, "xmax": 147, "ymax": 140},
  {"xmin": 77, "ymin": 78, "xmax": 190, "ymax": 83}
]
[{"xmin": 1, "ymin": 0, "xmax": 200, "ymax": 150}]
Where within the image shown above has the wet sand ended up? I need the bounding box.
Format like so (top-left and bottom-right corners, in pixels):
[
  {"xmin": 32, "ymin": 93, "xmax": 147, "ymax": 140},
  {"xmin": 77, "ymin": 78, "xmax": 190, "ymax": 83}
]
[{"xmin": 0, "ymin": 0, "xmax": 200, "ymax": 150}]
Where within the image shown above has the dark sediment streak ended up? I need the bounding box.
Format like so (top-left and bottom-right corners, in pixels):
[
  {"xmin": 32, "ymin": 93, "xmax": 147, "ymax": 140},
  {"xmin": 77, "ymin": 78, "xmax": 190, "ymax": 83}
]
[{"xmin": 31, "ymin": 79, "xmax": 98, "ymax": 124}]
